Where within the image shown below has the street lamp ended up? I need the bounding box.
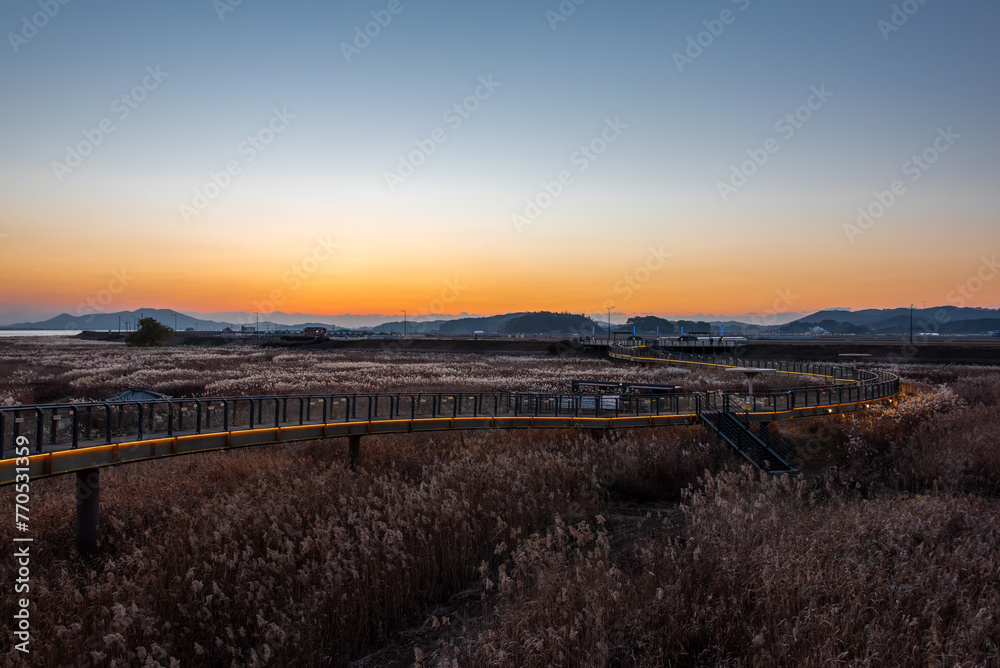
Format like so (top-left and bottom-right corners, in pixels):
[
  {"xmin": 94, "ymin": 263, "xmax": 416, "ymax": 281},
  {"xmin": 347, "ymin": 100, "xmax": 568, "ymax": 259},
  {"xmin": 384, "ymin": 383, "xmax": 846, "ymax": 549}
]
[
  {"xmin": 839, "ymin": 353, "xmax": 871, "ymax": 374},
  {"xmin": 607, "ymin": 306, "xmax": 614, "ymax": 345},
  {"xmin": 725, "ymin": 367, "xmax": 775, "ymax": 406},
  {"xmin": 401, "ymin": 310, "xmax": 407, "ymax": 337}
]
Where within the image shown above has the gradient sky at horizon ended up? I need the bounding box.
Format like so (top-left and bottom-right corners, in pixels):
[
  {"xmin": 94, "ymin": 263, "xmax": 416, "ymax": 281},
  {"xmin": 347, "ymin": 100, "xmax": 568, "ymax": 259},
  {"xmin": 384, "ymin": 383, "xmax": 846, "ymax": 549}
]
[{"xmin": 1, "ymin": 0, "xmax": 998, "ymax": 323}]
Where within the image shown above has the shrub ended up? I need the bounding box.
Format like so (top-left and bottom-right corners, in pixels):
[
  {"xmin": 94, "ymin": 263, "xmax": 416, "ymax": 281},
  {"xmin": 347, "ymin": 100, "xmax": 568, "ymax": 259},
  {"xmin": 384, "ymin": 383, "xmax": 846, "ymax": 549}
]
[{"xmin": 124, "ymin": 318, "xmax": 173, "ymax": 347}]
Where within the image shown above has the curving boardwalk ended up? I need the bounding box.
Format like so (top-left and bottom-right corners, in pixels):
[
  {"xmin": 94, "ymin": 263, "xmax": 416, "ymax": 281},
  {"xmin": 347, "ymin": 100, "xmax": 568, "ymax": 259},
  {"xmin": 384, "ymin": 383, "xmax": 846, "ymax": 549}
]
[
  {"xmin": 611, "ymin": 342, "xmax": 900, "ymax": 419},
  {"xmin": 1, "ymin": 343, "xmax": 899, "ymax": 485},
  {"xmin": 1, "ymin": 343, "xmax": 899, "ymax": 553}
]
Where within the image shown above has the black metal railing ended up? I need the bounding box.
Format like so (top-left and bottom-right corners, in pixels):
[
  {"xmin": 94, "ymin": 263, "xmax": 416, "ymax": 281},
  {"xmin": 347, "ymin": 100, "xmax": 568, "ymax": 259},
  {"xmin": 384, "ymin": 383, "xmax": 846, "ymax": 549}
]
[
  {"xmin": 610, "ymin": 342, "xmax": 899, "ymax": 415},
  {"xmin": 1, "ymin": 345, "xmax": 899, "ymax": 461},
  {"xmin": 0, "ymin": 390, "xmax": 708, "ymax": 459}
]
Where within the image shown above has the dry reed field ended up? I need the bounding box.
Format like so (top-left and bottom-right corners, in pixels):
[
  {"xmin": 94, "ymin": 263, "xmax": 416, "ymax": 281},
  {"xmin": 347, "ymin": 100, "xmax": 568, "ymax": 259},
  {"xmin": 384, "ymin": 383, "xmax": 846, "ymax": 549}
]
[
  {"xmin": 1, "ymin": 337, "xmax": 999, "ymax": 667},
  {"xmin": 0, "ymin": 337, "xmax": 821, "ymax": 405}
]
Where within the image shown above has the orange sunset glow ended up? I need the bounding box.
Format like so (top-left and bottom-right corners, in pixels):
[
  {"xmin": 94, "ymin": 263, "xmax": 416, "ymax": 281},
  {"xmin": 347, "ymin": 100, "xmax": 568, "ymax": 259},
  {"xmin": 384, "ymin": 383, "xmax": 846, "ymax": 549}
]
[{"xmin": 1, "ymin": 2, "xmax": 997, "ymax": 327}]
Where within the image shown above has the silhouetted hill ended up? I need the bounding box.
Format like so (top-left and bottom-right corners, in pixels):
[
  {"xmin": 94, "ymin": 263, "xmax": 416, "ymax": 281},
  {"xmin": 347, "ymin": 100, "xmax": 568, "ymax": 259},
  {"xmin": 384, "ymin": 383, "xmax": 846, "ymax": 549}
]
[
  {"xmin": 499, "ymin": 312, "xmax": 595, "ymax": 336},
  {"xmin": 0, "ymin": 309, "xmax": 339, "ymax": 333},
  {"xmin": 785, "ymin": 306, "xmax": 1000, "ymax": 334},
  {"xmin": 439, "ymin": 313, "xmax": 525, "ymax": 334},
  {"xmin": 626, "ymin": 316, "xmax": 677, "ymax": 335},
  {"xmin": 1, "ymin": 309, "xmax": 231, "ymax": 331},
  {"xmin": 373, "ymin": 312, "xmax": 595, "ymax": 336}
]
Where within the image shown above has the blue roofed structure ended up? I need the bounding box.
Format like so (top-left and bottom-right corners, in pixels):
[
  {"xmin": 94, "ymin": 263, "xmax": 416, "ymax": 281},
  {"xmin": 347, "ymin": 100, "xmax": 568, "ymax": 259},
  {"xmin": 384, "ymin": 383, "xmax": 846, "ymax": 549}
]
[{"xmin": 103, "ymin": 389, "xmax": 171, "ymax": 402}]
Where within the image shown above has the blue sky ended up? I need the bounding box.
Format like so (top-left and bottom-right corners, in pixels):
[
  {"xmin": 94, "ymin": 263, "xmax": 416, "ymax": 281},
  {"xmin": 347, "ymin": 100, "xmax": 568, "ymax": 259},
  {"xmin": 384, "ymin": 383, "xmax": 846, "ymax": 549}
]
[{"xmin": 1, "ymin": 0, "xmax": 998, "ymax": 322}]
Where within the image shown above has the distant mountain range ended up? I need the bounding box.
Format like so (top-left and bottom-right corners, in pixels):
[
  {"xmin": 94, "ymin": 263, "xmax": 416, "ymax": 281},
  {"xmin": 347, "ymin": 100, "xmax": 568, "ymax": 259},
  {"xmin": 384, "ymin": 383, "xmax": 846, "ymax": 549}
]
[
  {"xmin": 2, "ymin": 306, "xmax": 998, "ymax": 337},
  {"xmin": 0, "ymin": 309, "xmax": 469, "ymax": 330},
  {"xmin": 781, "ymin": 306, "xmax": 1000, "ymax": 335},
  {"xmin": 0, "ymin": 308, "xmax": 295, "ymax": 333}
]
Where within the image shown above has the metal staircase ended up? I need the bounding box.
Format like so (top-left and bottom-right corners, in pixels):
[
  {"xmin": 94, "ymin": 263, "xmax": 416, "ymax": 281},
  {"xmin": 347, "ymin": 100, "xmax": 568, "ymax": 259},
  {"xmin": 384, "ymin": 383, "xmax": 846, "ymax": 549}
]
[
  {"xmin": 699, "ymin": 401, "xmax": 796, "ymax": 473},
  {"xmin": 747, "ymin": 421, "xmax": 795, "ymax": 467}
]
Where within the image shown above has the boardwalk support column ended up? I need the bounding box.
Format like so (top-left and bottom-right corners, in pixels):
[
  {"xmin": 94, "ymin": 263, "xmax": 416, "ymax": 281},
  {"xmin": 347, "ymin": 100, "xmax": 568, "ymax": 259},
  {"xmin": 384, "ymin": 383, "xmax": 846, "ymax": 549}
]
[
  {"xmin": 348, "ymin": 435, "xmax": 361, "ymax": 471},
  {"xmin": 76, "ymin": 468, "xmax": 100, "ymax": 556}
]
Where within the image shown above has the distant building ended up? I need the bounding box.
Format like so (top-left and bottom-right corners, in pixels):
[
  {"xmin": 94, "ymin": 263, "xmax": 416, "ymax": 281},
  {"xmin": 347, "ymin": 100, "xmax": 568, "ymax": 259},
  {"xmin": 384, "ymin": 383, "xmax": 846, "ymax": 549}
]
[{"xmin": 303, "ymin": 327, "xmax": 327, "ymax": 337}]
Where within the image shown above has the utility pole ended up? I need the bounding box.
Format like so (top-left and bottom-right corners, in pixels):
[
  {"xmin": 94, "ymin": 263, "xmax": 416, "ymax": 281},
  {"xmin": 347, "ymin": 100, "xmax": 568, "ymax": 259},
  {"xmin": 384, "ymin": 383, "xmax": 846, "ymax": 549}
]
[
  {"xmin": 909, "ymin": 304, "xmax": 913, "ymax": 344},
  {"xmin": 607, "ymin": 306, "xmax": 614, "ymax": 346},
  {"xmin": 401, "ymin": 309, "xmax": 407, "ymax": 337}
]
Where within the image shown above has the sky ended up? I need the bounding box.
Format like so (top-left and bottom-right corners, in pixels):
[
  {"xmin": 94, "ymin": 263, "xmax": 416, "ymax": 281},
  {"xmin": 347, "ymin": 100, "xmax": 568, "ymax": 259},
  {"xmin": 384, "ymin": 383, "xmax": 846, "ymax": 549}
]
[{"xmin": 1, "ymin": 0, "xmax": 998, "ymax": 325}]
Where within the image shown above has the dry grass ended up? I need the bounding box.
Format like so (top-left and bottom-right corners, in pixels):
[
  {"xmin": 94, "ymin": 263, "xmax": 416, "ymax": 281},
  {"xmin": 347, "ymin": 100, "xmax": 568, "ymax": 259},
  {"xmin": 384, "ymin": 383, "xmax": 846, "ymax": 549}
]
[
  {"xmin": 841, "ymin": 372, "xmax": 1000, "ymax": 495},
  {"xmin": 0, "ymin": 337, "xmax": 821, "ymax": 405},
  {"xmin": 0, "ymin": 426, "xmax": 719, "ymax": 666},
  {"xmin": 438, "ymin": 469, "xmax": 1000, "ymax": 667},
  {"xmin": 1, "ymin": 340, "xmax": 998, "ymax": 666},
  {"xmin": 430, "ymin": 364, "xmax": 1000, "ymax": 667}
]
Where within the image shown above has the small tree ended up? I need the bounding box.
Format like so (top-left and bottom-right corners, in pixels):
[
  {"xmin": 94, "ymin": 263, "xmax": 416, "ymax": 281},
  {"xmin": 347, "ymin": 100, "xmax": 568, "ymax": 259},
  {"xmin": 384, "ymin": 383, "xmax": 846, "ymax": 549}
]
[{"xmin": 125, "ymin": 317, "xmax": 173, "ymax": 347}]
